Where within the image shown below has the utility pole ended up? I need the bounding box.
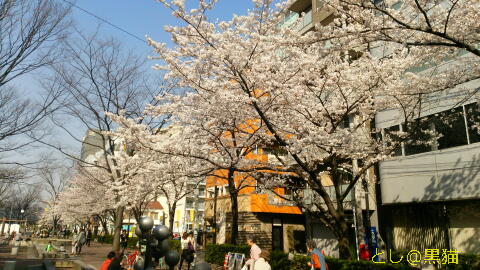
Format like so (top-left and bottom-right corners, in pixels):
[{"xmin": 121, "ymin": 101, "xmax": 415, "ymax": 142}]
[
  {"xmin": 352, "ymin": 160, "xmax": 365, "ymax": 260},
  {"xmin": 213, "ymin": 186, "xmax": 218, "ymax": 244}
]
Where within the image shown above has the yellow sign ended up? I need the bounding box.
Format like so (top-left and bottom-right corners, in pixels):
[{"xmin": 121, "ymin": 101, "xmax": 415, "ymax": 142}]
[
  {"xmin": 372, "ymin": 249, "xmax": 459, "ymax": 266},
  {"xmin": 190, "ymin": 210, "xmax": 194, "ymax": 222}
]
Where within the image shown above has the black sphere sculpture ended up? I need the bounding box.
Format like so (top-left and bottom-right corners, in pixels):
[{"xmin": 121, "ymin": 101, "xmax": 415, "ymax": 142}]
[
  {"xmin": 139, "ymin": 216, "xmax": 154, "ymax": 232},
  {"xmin": 133, "ymin": 259, "xmax": 144, "ymax": 270},
  {"xmin": 157, "ymin": 239, "xmax": 170, "ymax": 256},
  {"xmin": 153, "ymin": 225, "xmax": 170, "ymax": 240},
  {"xmin": 193, "ymin": 262, "xmax": 212, "ymax": 270},
  {"xmin": 164, "ymin": 250, "xmax": 180, "ymax": 268}
]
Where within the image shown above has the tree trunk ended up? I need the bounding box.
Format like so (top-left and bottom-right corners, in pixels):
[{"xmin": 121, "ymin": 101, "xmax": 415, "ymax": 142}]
[
  {"xmin": 101, "ymin": 219, "xmax": 109, "ymax": 236},
  {"xmin": 112, "ymin": 206, "xmax": 124, "ymax": 252},
  {"xmin": 336, "ymin": 215, "xmax": 353, "ymax": 260},
  {"xmin": 227, "ymin": 169, "xmax": 239, "ymax": 245},
  {"xmin": 168, "ymin": 202, "xmax": 177, "ymax": 233}
]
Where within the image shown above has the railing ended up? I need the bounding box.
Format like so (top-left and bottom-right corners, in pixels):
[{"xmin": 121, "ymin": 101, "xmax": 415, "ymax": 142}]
[
  {"xmin": 298, "ymin": 9, "xmax": 312, "ymax": 30},
  {"xmin": 267, "ymin": 191, "xmax": 297, "ymax": 206}
]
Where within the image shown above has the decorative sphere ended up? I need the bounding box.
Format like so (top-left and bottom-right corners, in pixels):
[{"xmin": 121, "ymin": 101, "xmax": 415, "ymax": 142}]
[
  {"xmin": 193, "ymin": 262, "xmax": 212, "ymax": 270},
  {"xmin": 158, "ymin": 238, "xmax": 170, "ymax": 254},
  {"xmin": 135, "ymin": 226, "xmax": 143, "ymax": 238},
  {"xmin": 139, "ymin": 216, "xmax": 154, "ymax": 232},
  {"xmin": 164, "ymin": 250, "xmax": 180, "ymax": 266},
  {"xmin": 149, "ymin": 238, "xmax": 159, "ymax": 247},
  {"xmin": 153, "ymin": 225, "xmax": 170, "ymax": 240},
  {"xmin": 133, "ymin": 259, "xmax": 144, "ymax": 270}
]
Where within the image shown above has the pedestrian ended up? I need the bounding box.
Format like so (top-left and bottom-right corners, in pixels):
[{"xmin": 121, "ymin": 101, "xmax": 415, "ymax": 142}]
[
  {"xmin": 306, "ymin": 240, "xmax": 327, "ymax": 270},
  {"xmin": 100, "ymin": 251, "xmax": 116, "ymax": 270},
  {"xmin": 245, "ymin": 236, "xmax": 261, "ymax": 270},
  {"xmin": 253, "ymin": 250, "xmax": 271, "ymax": 270},
  {"xmin": 120, "ymin": 229, "xmax": 128, "ymax": 253},
  {"xmin": 86, "ymin": 229, "xmax": 93, "ymax": 247},
  {"xmin": 179, "ymin": 232, "xmax": 195, "ymax": 270},
  {"xmin": 45, "ymin": 241, "xmax": 54, "ymax": 253},
  {"xmin": 107, "ymin": 251, "xmax": 124, "ymax": 270},
  {"xmin": 75, "ymin": 229, "xmax": 87, "ymax": 255},
  {"xmin": 71, "ymin": 231, "xmax": 77, "ymax": 255}
]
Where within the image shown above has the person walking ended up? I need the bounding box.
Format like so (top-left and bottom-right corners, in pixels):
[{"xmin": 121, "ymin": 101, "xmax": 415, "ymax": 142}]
[
  {"xmin": 245, "ymin": 236, "xmax": 261, "ymax": 269},
  {"xmin": 253, "ymin": 250, "xmax": 271, "ymax": 270},
  {"xmin": 75, "ymin": 229, "xmax": 87, "ymax": 255},
  {"xmin": 100, "ymin": 251, "xmax": 116, "ymax": 270},
  {"xmin": 71, "ymin": 231, "xmax": 78, "ymax": 255},
  {"xmin": 178, "ymin": 232, "xmax": 195, "ymax": 270},
  {"xmin": 307, "ymin": 240, "xmax": 327, "ymax": 270},
  {"xmin": 120, "ymin": 230, "xmax": 128, "ymax": 253},
  {"xmin": 86, "ymin": 229, "xmax": 93, "ymax": 247}
]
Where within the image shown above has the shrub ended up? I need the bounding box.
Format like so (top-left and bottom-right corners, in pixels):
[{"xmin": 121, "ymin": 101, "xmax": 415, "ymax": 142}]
[
  {"xmin": 289, "ymin": 254, "xmax": 415, "ymax": 270},
  {"xmin": 439, "ymin": 253, "xmax": 480, "ymax": 270},
  {"xmin": 169, "ymin": 239, "xmax": 181, "ymax": 253},
  {"xmin": 205, "ymin": 244, "xmax": 250, "ymax": 265},
  {"xmin": 127, "ymin": 237, "xmax": 138, "ymax": 248},
  {"xmin": 96, "ymin": 235, "xmax": 113, "ymax": 244},
  {"xmin": 269, "ymin": 250, "xmax": 291, "ymax": 270}
]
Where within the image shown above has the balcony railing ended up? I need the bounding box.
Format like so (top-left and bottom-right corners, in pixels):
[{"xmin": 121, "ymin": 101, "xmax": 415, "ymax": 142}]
[{"xmin": 298, "ymin": 9, "xmax": 312, "ymax": 30}]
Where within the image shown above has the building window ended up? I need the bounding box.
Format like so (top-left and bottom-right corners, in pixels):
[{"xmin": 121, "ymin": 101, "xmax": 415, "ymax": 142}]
[
  {"xmin": 465, "ymin": 102, "xmax": 480, "ymax": 143},
  {"xmin": 384, "ymin": 125, "xmax": 402, "ymax": 156},
  {"xmin": 433, "ymin": 107, "xmax": 468, "ymax": 149},
  {"xmin": 383, "ymin": 102, "xmax": 480, "ymax": 157},
  {"xmin": 404, "ymin": 117, "xmax": 434, "ymax": 155}
]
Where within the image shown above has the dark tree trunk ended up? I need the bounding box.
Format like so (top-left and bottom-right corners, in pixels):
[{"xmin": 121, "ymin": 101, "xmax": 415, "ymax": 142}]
[
  {"xmin": 227, "ymin": 169, "xmax": 239, "ymax": 245},
  {"xmin": 101, "ymin": 219, "xmax": 109, "ymax": 236},
  {"xmin": 336, "ymin": 216, "xmax": 353, "ymax": 260},
  {"xmin": 168, "ymin": 202, "xmax": 177, "ymax": 233},
  {"xmin": 112, "ymin": 206, "xmax": 124, "ymax": 252}
]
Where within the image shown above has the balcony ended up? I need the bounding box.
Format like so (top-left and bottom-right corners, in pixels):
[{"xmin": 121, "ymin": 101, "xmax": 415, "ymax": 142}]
[{"xmin": 298, "ymin": 8, "xmax": 313, "ymax": 31}]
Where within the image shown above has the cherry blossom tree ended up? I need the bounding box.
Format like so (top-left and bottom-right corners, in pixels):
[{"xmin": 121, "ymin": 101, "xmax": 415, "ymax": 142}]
[{"xmin": 137, "ymin": 0, "xmax": 479, "ymax": 258}]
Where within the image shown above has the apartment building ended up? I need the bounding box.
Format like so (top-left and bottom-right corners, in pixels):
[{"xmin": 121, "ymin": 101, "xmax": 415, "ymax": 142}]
[
  {"xmin": 204, "ymin": 164, "xmax": 305, "ymax": 253},
  {"xmin": 375, "ymin": 78, "xmax": 480, "ymax": 254}
]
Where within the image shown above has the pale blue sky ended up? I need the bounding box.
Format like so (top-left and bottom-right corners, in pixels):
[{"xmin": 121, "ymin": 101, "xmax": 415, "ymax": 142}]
[
  {"xmin": 9, "ymin": 1, "xmax": 255, "ymax": 168},
  {"xmin": 70, "ymin": 0, "xmax": 255, "ymax": 54}
]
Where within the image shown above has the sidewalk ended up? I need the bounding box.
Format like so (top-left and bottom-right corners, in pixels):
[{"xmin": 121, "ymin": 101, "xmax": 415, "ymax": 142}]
[{"xmin": 74, "ymin": 241, "xmax": 117, "ymax": 269}]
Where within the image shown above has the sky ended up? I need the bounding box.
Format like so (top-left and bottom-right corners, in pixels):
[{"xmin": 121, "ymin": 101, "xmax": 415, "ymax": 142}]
[
  {"xmin": 69, "ymin": 0, "xmax": 255, "ymax": 56},
  {"xmin": 10, "ymin": 1, "xmax": 255, "ymax": 165},
  {"xmin": 55, "ymin": 0, "xmax": 255, "ymax": 149}
]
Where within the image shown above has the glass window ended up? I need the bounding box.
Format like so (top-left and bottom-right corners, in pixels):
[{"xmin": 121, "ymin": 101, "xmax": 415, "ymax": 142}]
[
  {"xmin": 465, "ymin": 102, "xmax": 480, "ymax": 144},
  {"xmin": 404, "ymin": 117, "xmax": 434, "ymax": 155},
  {"xmin": 433, "ymin": 107, "xmax": 468, "ymax": 149},
  {"xmin": 384, "ymin": 125, "xmax": 402, "ymax": 156}
]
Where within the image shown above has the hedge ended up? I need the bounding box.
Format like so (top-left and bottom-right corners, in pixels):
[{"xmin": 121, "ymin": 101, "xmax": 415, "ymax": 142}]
[
  {"xmin": 205, "ymin": 244, "xmax": 415, "ymax": 270},
  {"xmin": 205, "ymin": 243, "xmax": 250, "ymax": 265},
  {"xmin": 391, "ymin": 250, "xmax": 480, "ymax": 270}
]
